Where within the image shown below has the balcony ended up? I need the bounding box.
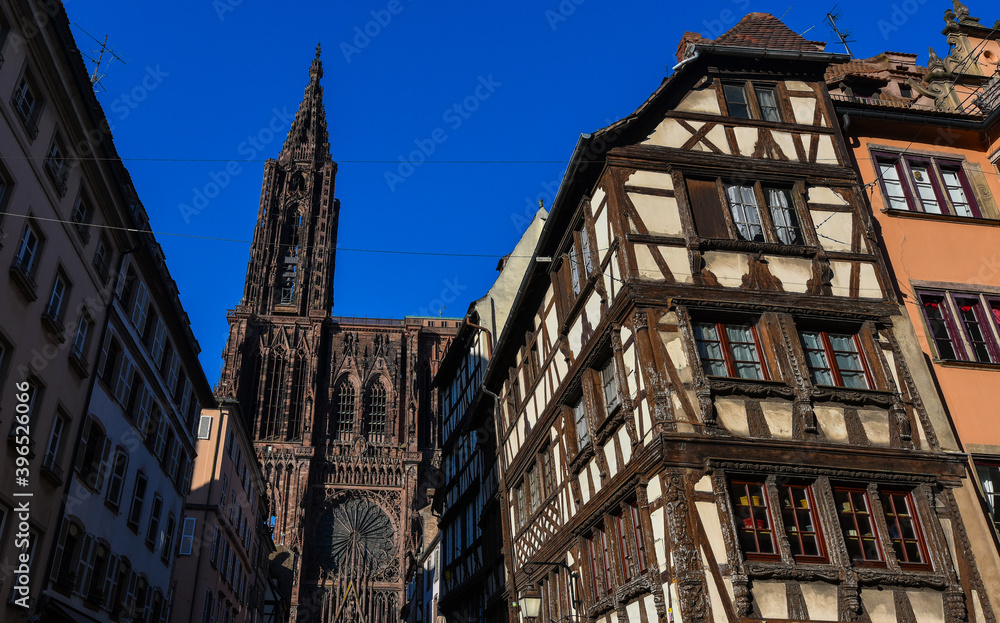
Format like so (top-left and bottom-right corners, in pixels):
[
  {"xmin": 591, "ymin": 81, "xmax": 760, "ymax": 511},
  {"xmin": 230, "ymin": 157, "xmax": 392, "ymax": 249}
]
[
  {"xmin": 41, "ymin": 305, "xmax": 67, "ymax": 343},
  {"xmin": 69, "ymin": 343, "xmax": 90, "ymax": 377},
  {"xmin": 44, "ymin": 157, "xmax": 68, "ymax": 196},
  {"xmin": 93, "ymin": 255, "xmax": 110, "ymax": 284},
  {"xmin": 41, "ymin": 452, "xmax": 64, "ymax": 485},
  {"xmin": 975, "ymin": 69, "xmax": 1000, "ymax": 114},
  {"xmin": 10, "ymin": 92, "xmax": 38, "ymax": 140},
  {"xmin": 8, "ymin": 256, "xmax": 38, "ymax": 301}
]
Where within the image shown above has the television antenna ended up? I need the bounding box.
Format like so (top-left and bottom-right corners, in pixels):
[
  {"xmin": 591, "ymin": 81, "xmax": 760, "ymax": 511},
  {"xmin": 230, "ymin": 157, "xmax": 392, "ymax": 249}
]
[
  {"xmin": 72, "ymin": 23, "xmax": 126, "ymax": 91},
  {"xmin": 825, "ymin": 6, "xmax": 855, "ymax": 58}
]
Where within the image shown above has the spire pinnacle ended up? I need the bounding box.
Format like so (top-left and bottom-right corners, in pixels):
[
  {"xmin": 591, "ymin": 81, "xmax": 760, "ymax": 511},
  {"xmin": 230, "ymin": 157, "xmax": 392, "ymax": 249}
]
[{"xmin": 280, "ymin": 49, "xmax": 331, "ymax": 163}]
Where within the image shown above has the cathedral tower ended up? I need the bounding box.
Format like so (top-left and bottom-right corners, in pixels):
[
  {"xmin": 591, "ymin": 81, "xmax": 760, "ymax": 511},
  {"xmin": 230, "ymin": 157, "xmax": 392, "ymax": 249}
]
[{"xmin": 217, "ymin": 49, "xmax": 456, "ymax": 623}]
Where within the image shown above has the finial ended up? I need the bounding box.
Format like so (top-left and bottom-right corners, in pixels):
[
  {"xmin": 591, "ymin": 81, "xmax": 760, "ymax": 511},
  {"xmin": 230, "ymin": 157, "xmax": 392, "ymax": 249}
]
[{"xmin": 316, "ymin": 41, "xmax": 322, "ymax": 59}]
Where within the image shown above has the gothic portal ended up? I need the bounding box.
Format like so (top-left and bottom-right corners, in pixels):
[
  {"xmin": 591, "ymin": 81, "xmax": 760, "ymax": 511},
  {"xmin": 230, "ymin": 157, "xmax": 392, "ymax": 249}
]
[{"xmin": 216, "ymin": 49, "xmax": 455, "ymax": 623}]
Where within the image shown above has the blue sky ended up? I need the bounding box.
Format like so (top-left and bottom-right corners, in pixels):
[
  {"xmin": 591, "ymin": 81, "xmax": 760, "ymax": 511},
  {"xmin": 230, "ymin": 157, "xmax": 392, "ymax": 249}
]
[{"xmin": 63, "ymin": 0, "xmax": 972, "ymax": 385}]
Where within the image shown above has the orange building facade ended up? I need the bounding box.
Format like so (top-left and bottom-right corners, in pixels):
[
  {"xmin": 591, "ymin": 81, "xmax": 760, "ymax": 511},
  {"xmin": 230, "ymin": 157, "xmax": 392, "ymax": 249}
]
[{"xmin": 830, "ymin": 0, "xmax": 1000, "ymax": 579}]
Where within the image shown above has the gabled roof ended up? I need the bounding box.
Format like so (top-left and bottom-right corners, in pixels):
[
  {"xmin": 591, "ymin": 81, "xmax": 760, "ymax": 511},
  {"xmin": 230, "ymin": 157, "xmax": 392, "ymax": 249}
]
[{"xmin": 713, "ymin": 12, "xmax": 826, "ymax": 52}]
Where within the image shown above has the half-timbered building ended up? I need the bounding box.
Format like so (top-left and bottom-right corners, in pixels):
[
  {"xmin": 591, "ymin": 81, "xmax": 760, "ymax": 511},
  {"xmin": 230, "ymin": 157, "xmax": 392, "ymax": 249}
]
[
  {"xmin": 486, "ymin": 14, "xmax": 999, "ymax": 623},
  {"xmin": 215, "ymin": 50, "xmax": 458, "ymax": 623},
  {"xmin": 433, "ymin": 208, "xmax": 546, "ymax": 623}
]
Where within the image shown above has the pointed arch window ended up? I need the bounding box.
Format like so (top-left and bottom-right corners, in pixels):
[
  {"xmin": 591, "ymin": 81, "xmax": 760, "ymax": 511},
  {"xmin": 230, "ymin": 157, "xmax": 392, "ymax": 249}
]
[
  {"xmin": 286, "ymin": 357, "xmax": 306, "ymax": 441},
  {"xmin": 333, "ymin": 381, "xmax": 355, "ymax": 441},
  {"xmin": 366, "ymin": 383, "xmax": 388, "ymax": 443},
  {"xmin": 259, "ymin": 351, "xmax": 287, "ymax": 440}
]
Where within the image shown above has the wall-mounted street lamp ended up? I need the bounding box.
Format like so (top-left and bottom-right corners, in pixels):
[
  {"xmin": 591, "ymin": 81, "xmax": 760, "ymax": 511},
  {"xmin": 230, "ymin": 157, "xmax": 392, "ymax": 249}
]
[
  {"xmin": 519, "ymin": 584, "xmax": 542, "ymax": 620},
  {"xmin": 520, "ymin": 560, "xmax": 583, "ymax": 621}
]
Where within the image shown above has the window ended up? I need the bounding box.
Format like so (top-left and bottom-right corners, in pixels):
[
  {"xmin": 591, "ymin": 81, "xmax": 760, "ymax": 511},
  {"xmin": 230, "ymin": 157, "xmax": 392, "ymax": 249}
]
[
  {"xmin": 687, "ymin": 178, "xmax": 805, "ymax": 244},
  {"xmin": 106, "ymin": 448, "xmax": 129, "ymax": 509},
  {"xmin": 977, "ymin": 462, "xmax": 1000, "ymax": 532},
  {"xmin": 777, "ymin": 482, "xmax": 826, "ymax": 562},
  {"xmin": 70, "ymin": 194, "xmax": 93, "ymax": 242},
  {"xmin": 179, "ymin": 517, "xmax": 197, "ymax": 555},
  {"xmin": 800, "ymin": 330, "xmax": 871, "ymax": 389},
  {"xmin": 44, "ymin": 271, "xmax": 70, "ymax": 325},
  {"xmin": 875, "ymin": 153, "xmax": 981, "ymax": 217},
  {"xmin": 40, "ymin": 414, "xmax": 66, "ymax": 482},
  {"xmin": 127, "ymin": 473, "xmax": 147, "ymax": 531},
  {"xmin": 93, "ymin": 235, "xmax": 111, "ymax": 284},
  {"xmin": 366, "ymin": 383, "xmax": 387, "ymax": 442},
  {"xmin": 161, "ymin": 514, "xmax": 176, "ymax": 563},
  {"xmin": 723, "ymin": 81, "xmax": 782, "ymax": 122},
  {"xmin": 833, "ymin": 486, "xmax": 884, "ymax": 565},
  {"xmin": 333, "ymin": 381, "xmax": 355, "ymax": 441},
  {"xmin": 540, "ymin": 446, "xmax": 556, "ymax": 497},
  {"xmin": 50, "ymin": 519, "xmax": 84, "ymax": 588},
  {"xmin": 880, "ymin": 491, "xmax": 929, "ymax": 568},
  {"xmin": 629, "ymin": 504, "xmax": 648, "ymax": 573},
  {"xmin": 75, "ymin": 416, "xmax": 111, "ymax": 490},
  {"xmin": 694, "ymin": 321, "xmax": 768, "ymax": 380},
  {"xmin": 600, "ymin": 358, "xmax": 620, "ymax": 414},
  {"xmin": 515, "ymin": 484, "xmax": 526, "ymax": 529},
  {"xmin": 13, "ymin": 221, "xmax": 41, "ymax": 278},
  {"xmin": 44, "ymin": 137, "xmax": 69, "ymax": 195},
  {"xmin": 527, "ymin": 465, "xmax": 541, "ymax": 512},
  {"xmin": 146, "ymin": 495, "xmax": 163, "ymax": 550},
  {"xmin": 918, "ymin": 290, "xmax": 1000, "ymax": 363},
  {"xmin": 11, "ymin": 76, "xmax": 41, "ymax": 139},
  {"xmin": 198, "ymin": 415, "xmax": 213, "ymax": 440},
  {"xmin": 730, "ymin": 480, "xmax": 778, "ymax": 559},
  {"xmin": 0, "ymin": 163, "xmax": 12, "ymax": 229},
  {"xmin": 71, "ymin": 313, "xmax": 93, "ymax": 362},
  {"xmin": 572, "ymin": 397, "xmax": 590, "ymax": 453}
]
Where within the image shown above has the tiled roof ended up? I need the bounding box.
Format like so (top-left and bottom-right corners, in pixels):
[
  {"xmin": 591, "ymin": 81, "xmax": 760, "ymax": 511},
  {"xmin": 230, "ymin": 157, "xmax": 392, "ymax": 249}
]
[
  {"xmin": 712, "ymin": 13, "xmax": 826, "ymax": 52},
  {"xmin": 826, "ymin": 54, "xmax": 927, "ymax": 83}
]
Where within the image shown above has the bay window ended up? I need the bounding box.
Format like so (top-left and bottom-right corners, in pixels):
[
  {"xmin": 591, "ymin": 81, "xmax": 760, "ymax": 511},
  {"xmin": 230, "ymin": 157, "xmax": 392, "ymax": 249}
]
[
  {"xmin": 694, "ymin": 321, "xmax": 768, "ymax": 380},
  {"xmin": 800, "ymin": 330, "xmax": 871, "ymax": 389}
]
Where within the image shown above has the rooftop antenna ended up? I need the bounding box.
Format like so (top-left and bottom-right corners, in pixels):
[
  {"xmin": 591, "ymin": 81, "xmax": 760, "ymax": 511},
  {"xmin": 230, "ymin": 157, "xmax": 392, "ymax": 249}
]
[
  {"xmin": 825, "ymin": 6, "xmax": 855, "ymax": 58},
  {"xmin": 780, "ymin": 6, "xmax": 794, "ymax": 20},
  {"xmin": 72, "ymin": 22, "xmax": 126, "ymax": 91}
]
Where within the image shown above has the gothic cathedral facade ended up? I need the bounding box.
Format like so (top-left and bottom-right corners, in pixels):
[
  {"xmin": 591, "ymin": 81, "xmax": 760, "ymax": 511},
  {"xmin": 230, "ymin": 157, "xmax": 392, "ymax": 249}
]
[{"xmin": 216, "ymin": 50, "xmax": 456, "ymax": 623}]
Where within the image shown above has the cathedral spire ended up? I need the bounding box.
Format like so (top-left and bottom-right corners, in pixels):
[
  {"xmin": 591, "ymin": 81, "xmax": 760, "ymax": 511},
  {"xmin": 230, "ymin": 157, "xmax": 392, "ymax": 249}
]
[{"xmin": 280, "ymin": 46, "xmax": 331, "ymax": 163}]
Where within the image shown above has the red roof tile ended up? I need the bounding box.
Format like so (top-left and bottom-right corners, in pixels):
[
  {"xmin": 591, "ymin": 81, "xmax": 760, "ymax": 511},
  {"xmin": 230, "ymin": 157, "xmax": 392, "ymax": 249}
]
[{"xmin": 711, "ymin": 13, "xmax": 826, "ymax": 52}]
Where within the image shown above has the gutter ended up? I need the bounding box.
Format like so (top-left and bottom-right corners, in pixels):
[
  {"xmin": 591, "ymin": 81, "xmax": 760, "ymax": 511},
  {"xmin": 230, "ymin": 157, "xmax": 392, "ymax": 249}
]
[
  {"xmin": 833, "ymin": 101, "xmax": 1000, "ymax": 131},
  {"xmin": 686, "ymin": 42, "xmax": 850, "ymax": 64}
]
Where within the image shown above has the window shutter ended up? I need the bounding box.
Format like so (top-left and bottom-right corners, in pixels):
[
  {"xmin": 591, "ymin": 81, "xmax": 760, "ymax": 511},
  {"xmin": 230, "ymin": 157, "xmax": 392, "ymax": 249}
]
[
  {"xmin": 965, "ymin": 162, "xmax": 999, "ymax": 219},
  {"xmin": 49, "ymin": 519, "xmax": 70, "ymax": 581},
  {"xmin": 135, "ymin": 385, "xmax": 152, "ymax": 433},
  {"xmin": 154, "ymin": 420, "xmax": 168, "ymax": 459},
  {"xmin": 102, "ymin": 554, "xmax": 118, "ymax": 609},
  {"xmin": 169, "ymin": 442, "xmax": 181, "ymax": 482},
  {"xmin": 198, "ymin": 415, "xmax": 213, "ymax": 440},
  {"xmin": 180, "ymin": 517, "xmax": 197, "ymax": 555},
  {"xmin": 75, "ymin": 416, "xmax": 93, "ymax": 474},
  {"xmin": 183, "ymin": 459, "xmax": 193, "ymax": 495},
  {"xmin": 131, "ymin": 282, "xmax": 149, "ymax": 328},
  {"xmin": 74, "ymin": 534, "xmax": 93, "ymax": 596},
  {"xmin": 162, "ymin": 516, "xmax": 175, "ymax": 562},
  {"xmin": 210, "ymin": 526, "xmax": 220, "ymax": 565},
  {"xmin": 129, "ymin": 475, "xmax": 147, "ymax": 527},
  {"xmin": 123, "ymin": 571, "xmax": 138, "ymax": 615},
  {"xmin": 107, "ymin": 450, "xmax": 128, "ymax": 507},
  {"xmin": 115, "ymin": 256, "xmax": 131, "ymax": 298},
  {"xmin": 114, "ymin": 357, "xmax": 133, "ymax": 404},
  {"xmin": 686, "ymin": 178, "xmax": 730, "ymax": 238},
  {"xmin": 94, "ymin": 435, "xmax": 113, "ymax": 491}
]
